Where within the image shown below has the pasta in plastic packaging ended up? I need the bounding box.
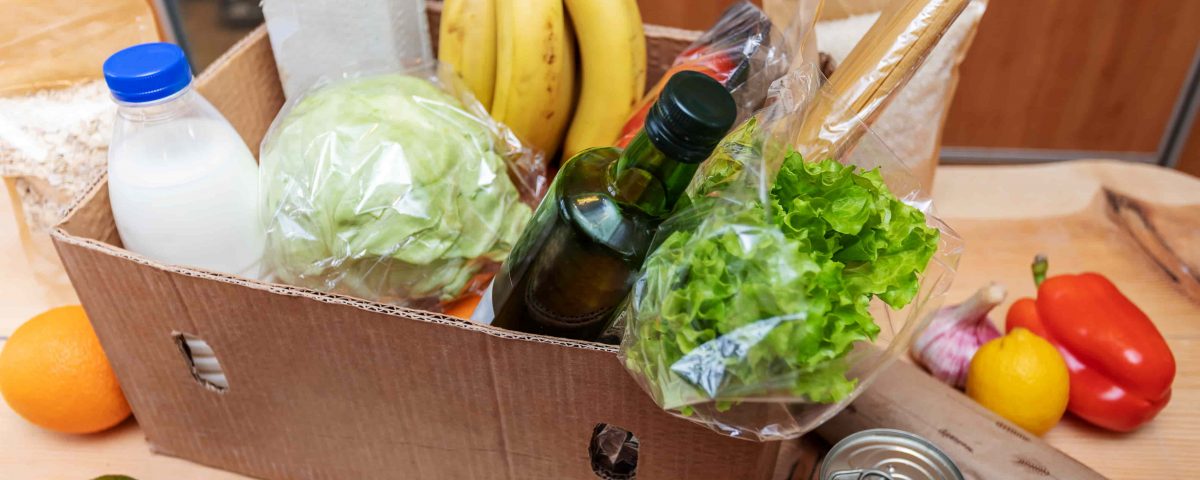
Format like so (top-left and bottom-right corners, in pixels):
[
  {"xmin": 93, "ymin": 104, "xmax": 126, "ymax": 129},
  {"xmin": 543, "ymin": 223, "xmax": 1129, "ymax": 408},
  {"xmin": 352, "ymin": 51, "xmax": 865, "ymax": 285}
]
[
  {"xmin": 618, "ymin": 0, "xmax": 969, "ymax": 441},
  {"xmin": 814, "ymin": 0, "xmax": 989, "ymax": 190},
  {"xmin": 259, "ymin": 64, "xmax": 547, "ymax": 309}
]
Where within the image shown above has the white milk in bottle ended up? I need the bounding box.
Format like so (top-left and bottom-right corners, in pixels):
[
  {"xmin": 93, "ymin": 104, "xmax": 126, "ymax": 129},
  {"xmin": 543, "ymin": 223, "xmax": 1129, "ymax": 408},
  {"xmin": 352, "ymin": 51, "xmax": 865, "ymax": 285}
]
[{"xmin": 103, "ymin": 42, "xmax": 264, "ymax": 278}]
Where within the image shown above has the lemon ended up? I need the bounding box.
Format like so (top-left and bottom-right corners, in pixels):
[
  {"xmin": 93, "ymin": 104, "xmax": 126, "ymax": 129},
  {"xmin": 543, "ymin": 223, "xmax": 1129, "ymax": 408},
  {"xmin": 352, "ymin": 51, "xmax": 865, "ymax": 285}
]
[{"xmin": 966, "ymin": 327, "xmax": 1069, "ymax": 435}]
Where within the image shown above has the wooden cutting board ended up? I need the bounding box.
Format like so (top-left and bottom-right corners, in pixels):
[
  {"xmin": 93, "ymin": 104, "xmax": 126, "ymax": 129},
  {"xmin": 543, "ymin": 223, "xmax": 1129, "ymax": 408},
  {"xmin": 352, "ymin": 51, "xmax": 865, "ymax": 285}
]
[{"xmin": 828, "ymin": 160, "xmax": 1199, "ymax": 479}]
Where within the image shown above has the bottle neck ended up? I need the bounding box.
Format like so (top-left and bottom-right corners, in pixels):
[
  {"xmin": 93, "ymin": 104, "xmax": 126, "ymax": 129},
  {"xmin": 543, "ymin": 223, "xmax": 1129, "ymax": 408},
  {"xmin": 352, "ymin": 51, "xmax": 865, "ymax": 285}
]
[
  {"xmin": 115, "ymin": 85, "xmax": 196, "ymax": 123},
  {"xmin": 608, "ymin": 130, "xmax": 701, "ymax": 217}
]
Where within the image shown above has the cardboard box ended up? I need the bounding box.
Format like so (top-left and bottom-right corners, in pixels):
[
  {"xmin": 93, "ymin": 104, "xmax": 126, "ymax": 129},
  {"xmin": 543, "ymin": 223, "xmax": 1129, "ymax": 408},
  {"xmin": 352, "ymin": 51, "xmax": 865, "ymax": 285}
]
[{"xmin": 50, "ymin": 20, "xmax": 815, "ymax": 480}]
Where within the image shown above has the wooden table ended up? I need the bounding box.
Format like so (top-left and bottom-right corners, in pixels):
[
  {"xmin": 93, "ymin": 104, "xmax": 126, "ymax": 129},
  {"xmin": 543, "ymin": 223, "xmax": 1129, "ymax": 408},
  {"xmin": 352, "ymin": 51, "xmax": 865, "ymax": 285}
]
[
  {"xmin": 0, "ymin": 186, "xmax": 251, "ymax": 480},
  {"xmin": 1, "ymin": 160, "xmax": 1197, "ymax": 479}
]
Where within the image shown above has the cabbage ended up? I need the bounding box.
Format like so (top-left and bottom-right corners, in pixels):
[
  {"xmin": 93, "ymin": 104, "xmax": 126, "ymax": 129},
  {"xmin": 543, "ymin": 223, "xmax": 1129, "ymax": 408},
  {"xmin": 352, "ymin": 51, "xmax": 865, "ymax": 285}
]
[{"xmin": 260, "ymin": 73, "xmax": 532, "ymax": 305}]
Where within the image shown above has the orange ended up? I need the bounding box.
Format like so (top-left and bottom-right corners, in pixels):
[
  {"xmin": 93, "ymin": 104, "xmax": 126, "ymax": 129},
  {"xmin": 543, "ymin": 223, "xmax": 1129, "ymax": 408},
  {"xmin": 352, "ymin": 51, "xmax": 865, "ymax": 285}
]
[{"xmin": 0, "ymin": 306, "xmax": 130, "ymax": 434}]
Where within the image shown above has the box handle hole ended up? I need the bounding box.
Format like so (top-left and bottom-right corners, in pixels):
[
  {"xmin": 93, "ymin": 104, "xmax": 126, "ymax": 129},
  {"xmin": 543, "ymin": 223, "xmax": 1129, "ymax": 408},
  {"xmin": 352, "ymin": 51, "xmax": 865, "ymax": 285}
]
[
  {"xmin": 173, "ymin": 332, "xmax": 228, "ymax": 392},
  {"xmin": 589, "ymin": 423, "xmax": 638, "ymax": 479}
]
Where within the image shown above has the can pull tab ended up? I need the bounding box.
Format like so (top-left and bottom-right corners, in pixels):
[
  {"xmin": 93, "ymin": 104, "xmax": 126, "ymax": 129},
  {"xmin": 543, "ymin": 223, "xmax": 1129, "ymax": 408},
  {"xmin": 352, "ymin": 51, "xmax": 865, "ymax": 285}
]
[{"xmin": 830, "ymin": 469, "xmax": 894, "ymax": 480}]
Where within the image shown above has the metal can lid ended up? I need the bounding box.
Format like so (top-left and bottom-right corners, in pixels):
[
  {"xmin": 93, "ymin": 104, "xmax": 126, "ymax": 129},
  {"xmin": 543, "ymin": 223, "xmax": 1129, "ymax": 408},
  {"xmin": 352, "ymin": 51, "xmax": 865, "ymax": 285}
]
[{"xmin": 820, "ymin": 429, "xmax": 964, "ymax": 480}]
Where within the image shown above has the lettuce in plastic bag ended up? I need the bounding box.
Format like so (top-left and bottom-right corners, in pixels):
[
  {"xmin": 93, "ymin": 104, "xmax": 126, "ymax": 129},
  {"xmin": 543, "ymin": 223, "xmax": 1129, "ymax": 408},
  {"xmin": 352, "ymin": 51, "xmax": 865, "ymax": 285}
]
[
  {"xmin": 771, "ymin": 154, "xmax": 939, "ymax": 310},
  {"xmin": 260, "ymin": 73, "xmax": 533, "ymax": 305},
  {"xmin": 625, "ymin": 154, "xmax": 938, "ymax": 408}
]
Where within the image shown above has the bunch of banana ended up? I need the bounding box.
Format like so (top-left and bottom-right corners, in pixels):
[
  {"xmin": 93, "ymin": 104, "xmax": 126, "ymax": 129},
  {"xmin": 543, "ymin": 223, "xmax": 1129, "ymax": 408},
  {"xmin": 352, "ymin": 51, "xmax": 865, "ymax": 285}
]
[{"xmin": 438, "ymin": 0, "xmax": 646, "ymax": 160}]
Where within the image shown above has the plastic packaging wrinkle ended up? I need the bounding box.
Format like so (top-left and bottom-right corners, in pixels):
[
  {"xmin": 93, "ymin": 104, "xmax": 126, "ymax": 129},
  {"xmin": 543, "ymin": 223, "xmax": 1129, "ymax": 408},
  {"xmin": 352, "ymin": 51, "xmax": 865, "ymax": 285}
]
[
  {"xmin": 615, "ymin": 2, "xmax": 792, "ymax": 149},
  {"xmin": 258, "ymin": 63, "xmax": 548, "ymax": 310},
  {"xmin": 617, "ymin": 0, "xmax": 969, "ymax": 441}
]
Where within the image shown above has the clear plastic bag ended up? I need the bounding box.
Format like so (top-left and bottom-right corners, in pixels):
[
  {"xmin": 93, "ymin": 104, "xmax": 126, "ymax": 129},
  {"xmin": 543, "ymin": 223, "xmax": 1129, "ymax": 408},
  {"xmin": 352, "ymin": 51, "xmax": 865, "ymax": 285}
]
[
  {"xmin": 614, "ymin": 1, "xmax": 792, "ymax": 148},
  {"xmin": 792, "ymin": 0, "xmax": 971, "ymax": 163},
  {"xmin": 618, "ymin": 0, "xmax": 970, "ymax": 441},
  {"xmin": 259, "ymin": 64, "xmax": 547, "ymax": 310},
  {"xmin": 0, "ymin": 0, "xmax": 160, "ymax": 309},
  {"xmin": 815, "ymin": 0, "xmax": 988, "ymax": 192},
  {"xmin": 0, "ymin": 0, "xmax": 159, "ymax": 95}
]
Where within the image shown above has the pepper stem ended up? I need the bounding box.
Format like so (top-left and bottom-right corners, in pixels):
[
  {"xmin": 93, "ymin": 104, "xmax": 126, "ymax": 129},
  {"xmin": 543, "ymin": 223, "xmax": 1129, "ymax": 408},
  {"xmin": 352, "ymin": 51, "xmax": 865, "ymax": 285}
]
[{"xmin": 1032, "ymin": 254, "xmax": 1049, "ymax": 287}]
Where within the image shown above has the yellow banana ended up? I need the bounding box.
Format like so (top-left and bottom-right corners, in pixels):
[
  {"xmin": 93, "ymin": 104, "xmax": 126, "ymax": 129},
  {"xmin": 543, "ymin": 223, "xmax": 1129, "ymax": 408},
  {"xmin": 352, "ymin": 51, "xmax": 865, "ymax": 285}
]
[
  {"xmin": 491, "ymin": 0, "xmax": 575, "ymax": 157},
  {"xmin": 439, "ymin": 0, "xmax": 497, "ymax": 110},
  {"xmin": 562, "ymin": 0, "xmax": 646, "ymax": 159}
]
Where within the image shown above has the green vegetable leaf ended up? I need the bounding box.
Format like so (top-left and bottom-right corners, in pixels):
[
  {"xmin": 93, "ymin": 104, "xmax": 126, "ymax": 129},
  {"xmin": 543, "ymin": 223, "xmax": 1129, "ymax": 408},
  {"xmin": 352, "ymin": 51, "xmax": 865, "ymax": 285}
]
[
  {"xmin": 625, "ymin": 153, "xmax": 939, "ymax": 409},
  {"xmin": 771, "ymin": 153, "xmax": 939, "ymax": 309}
]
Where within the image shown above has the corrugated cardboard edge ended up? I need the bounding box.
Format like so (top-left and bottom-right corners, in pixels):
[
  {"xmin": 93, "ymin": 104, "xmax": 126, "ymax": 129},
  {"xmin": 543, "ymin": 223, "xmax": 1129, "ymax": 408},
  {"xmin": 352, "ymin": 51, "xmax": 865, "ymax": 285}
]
[
  {"xmin": 642, "ymin": 24, "xmax": 702, "ymax": 86},
  {"xmin": 818, "ymin": 360, "xmax": 1105, "ymax": 479},
  {"xmin": 49, "ymin": 20, "xmax": 710, "ymax": 357},
  {"xmin": 194, "ymin": 27, "xmax": 285, "ymax": 152},
  {"xmin": 51, "ymin": 213, "xmax": 619, "ymax": 355},
  {"xmin": 51, "ymin": 216, "xmax": 794, "ymax": 478}
]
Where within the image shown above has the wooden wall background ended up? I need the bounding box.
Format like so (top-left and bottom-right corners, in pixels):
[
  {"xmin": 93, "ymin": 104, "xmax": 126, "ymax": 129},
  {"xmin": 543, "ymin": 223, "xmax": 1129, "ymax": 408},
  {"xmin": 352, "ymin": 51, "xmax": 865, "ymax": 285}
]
[
  {"xmin": 942, "ymin": 1, "xmax": 1200, "ymax": 154},
  {"xmin": 637, "ymin": 0, "xmax": 751, "ymax": 30},
  {"xmin": 636, "ymin": 0, "xmax": 1200, "ymax": 177},
  {"xmin": 1179, "ymin": 118, "xmax": 1200, "ymax": 177}
]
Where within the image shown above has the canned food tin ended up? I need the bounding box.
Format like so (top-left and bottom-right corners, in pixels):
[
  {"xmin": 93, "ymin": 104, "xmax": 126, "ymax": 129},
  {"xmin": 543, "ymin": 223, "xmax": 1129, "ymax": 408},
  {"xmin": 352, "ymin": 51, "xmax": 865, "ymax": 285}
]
[{"xmin": 819, "ymin": 429, "xmax": 963, "ymax": 480}]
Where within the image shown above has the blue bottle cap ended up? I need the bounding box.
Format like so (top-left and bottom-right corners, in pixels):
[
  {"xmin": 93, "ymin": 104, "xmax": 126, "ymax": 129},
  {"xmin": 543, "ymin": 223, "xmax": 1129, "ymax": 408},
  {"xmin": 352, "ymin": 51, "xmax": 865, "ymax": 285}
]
[{"xmin": 103, "ymin": 42, "xmax": 193, "ymax": 103}]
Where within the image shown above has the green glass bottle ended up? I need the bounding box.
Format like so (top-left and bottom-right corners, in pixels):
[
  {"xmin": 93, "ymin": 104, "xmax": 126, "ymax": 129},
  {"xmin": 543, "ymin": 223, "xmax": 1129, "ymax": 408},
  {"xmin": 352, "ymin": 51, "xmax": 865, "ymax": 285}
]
[{"xmin": 476, "ymin": 71, "xmax": 737, "ymax": 341}]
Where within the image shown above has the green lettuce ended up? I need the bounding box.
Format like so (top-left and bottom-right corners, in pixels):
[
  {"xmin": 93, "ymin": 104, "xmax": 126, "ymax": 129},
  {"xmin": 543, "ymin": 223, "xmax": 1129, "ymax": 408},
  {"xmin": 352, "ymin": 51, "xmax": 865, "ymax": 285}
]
[
  {"xmin": 625, "ymin": 154, "xmax": 939, "ymax": 408},
  {"xmin": 261, "ymin": 74, "xmax": 532, "ymax": 304},
  {"xmin": 771, "ymin": 155, "xmax": 939, "ymax": 310}
]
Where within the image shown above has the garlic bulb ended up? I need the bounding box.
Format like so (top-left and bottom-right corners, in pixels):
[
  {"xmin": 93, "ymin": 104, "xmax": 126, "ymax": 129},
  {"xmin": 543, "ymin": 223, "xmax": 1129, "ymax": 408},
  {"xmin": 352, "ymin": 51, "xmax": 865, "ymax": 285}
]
[{"xmin": 912, "ymin": 283, "xmax": 1006, "ymax": 388}]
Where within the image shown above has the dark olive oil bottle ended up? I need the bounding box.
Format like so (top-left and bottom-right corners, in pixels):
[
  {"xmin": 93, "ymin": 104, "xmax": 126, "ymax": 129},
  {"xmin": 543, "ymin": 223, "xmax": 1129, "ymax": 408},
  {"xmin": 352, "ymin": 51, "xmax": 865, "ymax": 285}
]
[{"xmin": 476, "ymin": 71, "xmax": 737, "ymax": 341}]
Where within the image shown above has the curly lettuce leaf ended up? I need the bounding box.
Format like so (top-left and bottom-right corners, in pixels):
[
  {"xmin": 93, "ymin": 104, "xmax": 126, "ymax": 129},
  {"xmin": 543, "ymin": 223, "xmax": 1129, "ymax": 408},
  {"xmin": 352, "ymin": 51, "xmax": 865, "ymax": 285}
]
[
  {"xmin": 626, "ymin": 155, "xmax": 939, "ymax": 407},
  {"xmin": 771, "ymin": 155, "xmax": 939, "ymax": 309}
]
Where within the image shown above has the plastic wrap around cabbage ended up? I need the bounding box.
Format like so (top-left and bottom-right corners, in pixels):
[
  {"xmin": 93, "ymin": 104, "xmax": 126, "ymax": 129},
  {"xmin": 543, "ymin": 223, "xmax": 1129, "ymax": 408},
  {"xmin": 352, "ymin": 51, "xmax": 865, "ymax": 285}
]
[{"xmin": 260, "ymin": 71, "xmax": 541, "ymax": 307}]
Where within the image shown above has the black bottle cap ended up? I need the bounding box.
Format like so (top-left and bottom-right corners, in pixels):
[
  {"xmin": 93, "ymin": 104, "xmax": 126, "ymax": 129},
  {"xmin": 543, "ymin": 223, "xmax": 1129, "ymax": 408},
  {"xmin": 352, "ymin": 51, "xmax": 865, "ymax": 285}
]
[{"xmin": 644, "ymin": 70, "xmax": 737, "ymax": 164}]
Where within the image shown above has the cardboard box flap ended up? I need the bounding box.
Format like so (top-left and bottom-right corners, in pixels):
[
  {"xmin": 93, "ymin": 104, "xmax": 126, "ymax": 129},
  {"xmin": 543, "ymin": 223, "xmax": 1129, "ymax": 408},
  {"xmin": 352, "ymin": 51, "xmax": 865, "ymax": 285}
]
[
  {"xmin": 195, "ymin": 27, "xmax": 286, "ymax": 155},
  {"xmin": 49, "ymin": 28, "xmax": 647, "ymax": 354},
  {"xmin": 55, "ymin": 179, "xmax": 120, "ymax": 247},
  {"xmin": 49, "ymin": 17, "xmax": 809, "ymax": 480},
  {"xmin": 53, "ymin": 229, "xmax": 786, "ymax": 478},
  {"xmin": 641, "ymin": 24, "xmax": 702, "ymax": 85}
]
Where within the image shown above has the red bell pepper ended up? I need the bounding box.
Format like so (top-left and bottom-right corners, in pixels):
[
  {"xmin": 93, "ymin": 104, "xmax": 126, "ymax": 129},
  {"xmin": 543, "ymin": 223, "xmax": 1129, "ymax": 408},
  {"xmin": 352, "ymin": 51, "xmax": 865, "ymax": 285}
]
[{"xmin": 1006, "ymin": 255, "xmax": 1175, "ymax": 432}]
